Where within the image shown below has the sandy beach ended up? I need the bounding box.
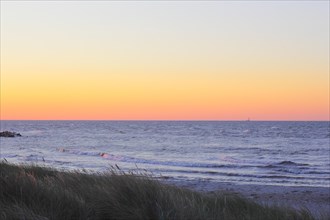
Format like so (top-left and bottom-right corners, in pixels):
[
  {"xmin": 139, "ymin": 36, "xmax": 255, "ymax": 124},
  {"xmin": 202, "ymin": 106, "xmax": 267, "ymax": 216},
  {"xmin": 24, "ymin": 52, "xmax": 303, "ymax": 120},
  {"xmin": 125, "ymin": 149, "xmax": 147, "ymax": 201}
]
[{"xmin": 165, "ymin": 179, "xmax": 330, "ymax": 218}]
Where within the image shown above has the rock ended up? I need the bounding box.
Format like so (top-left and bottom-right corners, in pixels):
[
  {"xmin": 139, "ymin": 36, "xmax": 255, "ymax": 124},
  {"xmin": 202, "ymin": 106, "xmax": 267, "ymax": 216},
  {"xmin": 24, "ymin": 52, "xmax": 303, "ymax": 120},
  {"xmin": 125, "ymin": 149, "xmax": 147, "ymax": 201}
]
[{"xmin": 0, "ymin": 131, "xmax": 22, "ymax": 137}]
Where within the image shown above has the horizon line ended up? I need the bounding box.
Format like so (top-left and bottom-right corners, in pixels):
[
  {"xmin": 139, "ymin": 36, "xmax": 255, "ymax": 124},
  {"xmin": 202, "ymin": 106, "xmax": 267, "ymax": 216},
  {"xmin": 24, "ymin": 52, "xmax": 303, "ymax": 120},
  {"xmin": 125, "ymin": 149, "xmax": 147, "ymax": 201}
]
[{"xmin": 0, "ymin": 119, "xmax": 329, "ymax": 122}]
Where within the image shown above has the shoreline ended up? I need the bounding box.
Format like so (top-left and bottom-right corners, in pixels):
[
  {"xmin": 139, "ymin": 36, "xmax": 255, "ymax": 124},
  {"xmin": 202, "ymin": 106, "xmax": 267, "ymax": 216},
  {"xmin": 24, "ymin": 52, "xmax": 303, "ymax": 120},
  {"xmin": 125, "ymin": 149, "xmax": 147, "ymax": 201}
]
[{"xmin": 164, "ymin": 179, "xmax": 330, "ymax": 218}]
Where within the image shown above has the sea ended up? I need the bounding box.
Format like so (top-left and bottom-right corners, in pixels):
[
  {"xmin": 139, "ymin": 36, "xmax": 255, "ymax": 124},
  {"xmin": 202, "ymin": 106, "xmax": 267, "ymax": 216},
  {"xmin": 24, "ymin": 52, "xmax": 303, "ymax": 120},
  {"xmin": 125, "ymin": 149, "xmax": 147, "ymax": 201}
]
[{"xmin": 1, "ymin": 121, "xmax": 329, "ymax": 188}]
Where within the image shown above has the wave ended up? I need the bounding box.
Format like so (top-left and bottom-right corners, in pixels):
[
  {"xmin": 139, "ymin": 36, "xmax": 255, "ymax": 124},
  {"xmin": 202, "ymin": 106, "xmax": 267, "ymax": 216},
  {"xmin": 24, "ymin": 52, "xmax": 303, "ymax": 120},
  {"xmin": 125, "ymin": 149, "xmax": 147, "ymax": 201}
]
[
  {"xmin": 157, "ymin": 166, "xmax": 330, "ymax": 179},
  {"xmin": 55, "ymin": 148, "xmax": 319, "ymax": 178},
  {"xmin": 306, "ymin": 171, "xmax": 330, "ymax": 175},
  {"xmin": 25, "ymin": 154, "xmax": 45, "ymax": 162},
  {"xmin": 56, "ymin": 148, "xmax": 252, "ymax": 169},
  {"xmin": 154, "ymin": 168, "xmax": 330, "ymax": 181},
  {"xmin": 57, "ymin": 148, "xmax": 101, "ymax": 157},
  {"xmin": 55, "ymin": 148, "xmax": 330, "ymax": 182},
  {"xmin": 276, "ymin": 161, "xmax": 309, "ymax": 166},
  {"xmin": 23, "ymin": 130, "xmax": 44, "ymax": 136},
  {"xmin": 263, "ymin": 161, "xmax": 309, "ymax": 168},
  {"xmin": 0, "ymin": 153, "xmax": 19, "ymax": 158}
]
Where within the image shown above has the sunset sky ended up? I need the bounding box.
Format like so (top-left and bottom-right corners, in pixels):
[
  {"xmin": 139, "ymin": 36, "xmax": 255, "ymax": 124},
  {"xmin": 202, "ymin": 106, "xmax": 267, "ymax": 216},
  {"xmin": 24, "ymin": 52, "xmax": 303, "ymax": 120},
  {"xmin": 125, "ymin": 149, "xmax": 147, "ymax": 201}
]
[{"xmin": 1, "ymin": 1, "xmax": 329, "ymax": 120}]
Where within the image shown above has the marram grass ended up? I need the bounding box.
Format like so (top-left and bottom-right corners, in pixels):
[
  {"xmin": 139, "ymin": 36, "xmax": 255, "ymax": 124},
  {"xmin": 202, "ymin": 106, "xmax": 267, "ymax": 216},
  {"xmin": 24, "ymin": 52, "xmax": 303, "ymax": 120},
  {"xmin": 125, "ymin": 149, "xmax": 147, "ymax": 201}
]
[{"xmin": 0, "ymin": 162, "xmax": 315, "ymax": 220}]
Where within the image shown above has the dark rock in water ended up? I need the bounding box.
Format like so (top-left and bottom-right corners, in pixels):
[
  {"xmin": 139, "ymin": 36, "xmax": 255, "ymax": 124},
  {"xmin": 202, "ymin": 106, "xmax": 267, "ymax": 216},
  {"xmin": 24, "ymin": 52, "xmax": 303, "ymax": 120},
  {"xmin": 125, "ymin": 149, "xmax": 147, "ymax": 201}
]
[{"xmin": 0, "ymin": 131, "xmax": 22, "ymax": 137}]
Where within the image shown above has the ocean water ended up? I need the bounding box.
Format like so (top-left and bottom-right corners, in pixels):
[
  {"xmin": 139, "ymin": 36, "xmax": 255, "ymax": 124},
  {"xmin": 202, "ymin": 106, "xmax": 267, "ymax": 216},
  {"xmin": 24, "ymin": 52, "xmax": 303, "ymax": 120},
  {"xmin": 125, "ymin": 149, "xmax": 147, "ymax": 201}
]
[{"xmin": 1, "ymin": 121, "xmax": 329, "ymax": 187}]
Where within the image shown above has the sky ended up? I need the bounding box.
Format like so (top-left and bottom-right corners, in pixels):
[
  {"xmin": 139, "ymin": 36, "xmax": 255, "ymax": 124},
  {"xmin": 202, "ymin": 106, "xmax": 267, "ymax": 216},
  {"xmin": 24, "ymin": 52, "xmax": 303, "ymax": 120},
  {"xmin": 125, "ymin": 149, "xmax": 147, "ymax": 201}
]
[{"xmin": 1, "ymin": 1, "xmax": 329, "ymax": 120}]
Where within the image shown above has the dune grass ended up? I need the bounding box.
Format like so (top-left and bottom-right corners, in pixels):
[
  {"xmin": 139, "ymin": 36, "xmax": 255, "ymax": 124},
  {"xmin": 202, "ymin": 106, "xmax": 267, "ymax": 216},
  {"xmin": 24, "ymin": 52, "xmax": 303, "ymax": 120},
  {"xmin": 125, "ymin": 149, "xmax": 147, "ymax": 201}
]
[{"xmin": 0, "ymin": 162, "xmax": 315, "ymax": 220}]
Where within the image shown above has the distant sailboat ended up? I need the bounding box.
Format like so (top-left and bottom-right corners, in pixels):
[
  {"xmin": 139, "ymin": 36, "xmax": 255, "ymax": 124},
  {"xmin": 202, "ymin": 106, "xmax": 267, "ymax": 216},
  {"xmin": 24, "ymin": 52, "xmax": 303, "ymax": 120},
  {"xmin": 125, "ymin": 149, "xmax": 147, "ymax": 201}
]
[{"xmin": 247, "ymin": 117, "xmax": 250, "ymax": 122}]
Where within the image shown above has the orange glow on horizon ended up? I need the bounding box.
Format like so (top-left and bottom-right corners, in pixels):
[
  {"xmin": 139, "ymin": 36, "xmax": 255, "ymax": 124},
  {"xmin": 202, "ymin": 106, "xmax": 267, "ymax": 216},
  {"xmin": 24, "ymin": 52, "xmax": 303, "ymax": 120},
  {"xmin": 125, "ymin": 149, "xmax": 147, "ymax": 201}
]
[{"xmin": 1, "ymin": 1, "xmax": 329, "ymax": 121}]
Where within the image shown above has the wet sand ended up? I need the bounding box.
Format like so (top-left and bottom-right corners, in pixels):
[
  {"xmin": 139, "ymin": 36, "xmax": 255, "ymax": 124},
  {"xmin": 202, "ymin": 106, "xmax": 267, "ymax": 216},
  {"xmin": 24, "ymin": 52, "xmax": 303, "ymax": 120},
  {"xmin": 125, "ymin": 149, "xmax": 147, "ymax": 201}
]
[{"xmin": 164, "ymin": 179, "xmax": 330, "ymax": 218}]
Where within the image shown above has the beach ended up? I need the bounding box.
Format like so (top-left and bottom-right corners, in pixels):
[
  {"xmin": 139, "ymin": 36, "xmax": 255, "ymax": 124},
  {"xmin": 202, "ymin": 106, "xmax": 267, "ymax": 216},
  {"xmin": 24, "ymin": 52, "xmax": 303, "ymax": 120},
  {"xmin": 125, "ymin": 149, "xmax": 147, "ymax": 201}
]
[
  {"xmin": 1, "ymin": 120, "xmax": 329, "ymax": 219},
  {"xmin": 166, "ymin": 179, "xmax": 330, "ymax": 218}
]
